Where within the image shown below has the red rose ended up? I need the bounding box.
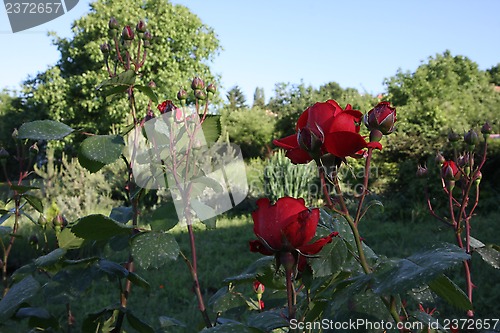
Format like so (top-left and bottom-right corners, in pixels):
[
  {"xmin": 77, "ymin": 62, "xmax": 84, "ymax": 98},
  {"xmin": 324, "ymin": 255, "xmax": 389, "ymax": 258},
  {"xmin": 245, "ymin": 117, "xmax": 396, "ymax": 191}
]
[
  {"xmin": 441, "ymin": 160, "xmax": 461, "ymax": 181},
  {"xmin": 273, "ymin": 100, "xmax": 379, "ymax": 164},
  {"xmin": 249, "ymin": 197, "xmax": 336, "ymax": 255},
  {"xmin": 364, "ymin": 101, "xmax": 397, "ymax": 135},
  {"xmin": 253, "ymin": 281, "xmax": 265, "ymax": 294}
]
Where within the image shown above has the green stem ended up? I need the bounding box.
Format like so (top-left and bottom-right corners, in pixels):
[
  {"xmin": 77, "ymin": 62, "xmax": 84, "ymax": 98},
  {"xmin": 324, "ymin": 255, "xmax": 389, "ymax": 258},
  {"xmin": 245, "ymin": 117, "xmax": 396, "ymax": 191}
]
[{"xmin": 354, "ymin": 147, "xmax": 373, "ymax": 226}]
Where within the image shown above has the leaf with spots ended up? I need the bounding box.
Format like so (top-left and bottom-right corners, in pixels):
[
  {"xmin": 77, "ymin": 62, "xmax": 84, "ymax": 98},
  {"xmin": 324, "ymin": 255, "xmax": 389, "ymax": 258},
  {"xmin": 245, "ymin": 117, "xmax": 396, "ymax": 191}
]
[
  {"xmin": 131, "ymin": 231, "xmax": 180, "ymax": 269},
  {"xmin": 80, "ymin": 135, "xmax": 125, "ymax": 165},
  {"xmin": 0, "ymin": 275, "xmax": 40, "ymax": 321},
  {"xmin": 18, "ymin": 120, "xmax": 74, "ymax": 140}
]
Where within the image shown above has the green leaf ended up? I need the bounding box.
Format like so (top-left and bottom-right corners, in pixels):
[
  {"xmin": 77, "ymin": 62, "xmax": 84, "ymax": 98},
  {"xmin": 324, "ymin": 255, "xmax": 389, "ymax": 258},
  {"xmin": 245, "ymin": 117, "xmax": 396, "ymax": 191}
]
[
  {"xmin": 372, "ymin": 243, "xmax": 470, "ymax": 295},
  {"xmin": 80, "ymin": 135, "xmax": 125, "ymax": 165},
  {"xmin": 57, "ymin": 228, "xmax": 84, "ymax": 250},
  {"xmin": 428, "ymin": 274, "xmax": 472, "ymax": 311},
  {"xmin": 209, "ymin": 287, "xmax": 246, "ymax": 313},
  {"xmin": 23, "ymin": 194, "xmax": 43, "ymax": 213},
  {"xmin": 224, "ymin": 257, "xmax": 274, "ymax": 284},
  {"xmin": 78, "ymin": 150, "xmax": 106, "ymax": 173},
  {"xmin": 0, "ymin": 214, "xmax": 12, "ymax": 225},
  {"xmin": 103, "ymin": 85, "xmax": 129, "ymax": 98},
  {"xmin": 126, "ymin": 310, "xmax": 155, "ymax": 333},
  {"xmin": 247, "ymin": 310, "xmax": 290, "ymax": 332},
  {"xmin": 9, "ymin": 184, "xmax": 39, "ymax": 194},
  {"xmin": 476, "ymin": 245, "xmax": 500, "ymax": 269},
  {"xmin": 0, "ymin": 275, "xmax": 40, "ymax": 321},
  {"xmin": 310, "ymin": 237, "xmax": 348, "ymax": 277},
  {"xmin": 128, "ymin": 272, "xmax": 151, "ymax": 290},
  {"xmin": 158, "ymin": 316, "xmax": 186, "ymax": 329},
  {"xmin": 110, "ymin": 206, "xmax": 133, "ymax": 224},
  {"xmin": 71, "ymin": 214, "xmax": 133, "ymax": 241},
  {"xmin": 82, "ymin": 306, "xmax": 120, "ymax": 333},
  {"xmin": 96, "ymin": 69, "xmax": 136, "ymax": 89},
  {"xmin": 97, "ymin": 259, "xmax": 128, "ymax": 278},
  {"xmin": 131, "ymin": 231, "xmax": 180, "ymax": 269},
  {"xmin": 149, "ymin": 202, "xmax": 178, "ymax": 231},
  {"xmin": 16, "ymin": 307, "xmax": 60, "ymax": 330},
  {"xmin": 34, "ymin": 248, "xmax": 67, "ymax": 268},
  {"xmin": 135, "ymin": 85, "xmax": 159, "ymax": 104},
  {"xmin": 18, "ymin": 120, "xmax": 74, "ymax": 140},
  {"xmin": 0, "ymin": 226, "xmax": 12, "ymax": 234},
  {"xmin": 201, "ymin": 115, "xmax": 221, "ymax": 143}
]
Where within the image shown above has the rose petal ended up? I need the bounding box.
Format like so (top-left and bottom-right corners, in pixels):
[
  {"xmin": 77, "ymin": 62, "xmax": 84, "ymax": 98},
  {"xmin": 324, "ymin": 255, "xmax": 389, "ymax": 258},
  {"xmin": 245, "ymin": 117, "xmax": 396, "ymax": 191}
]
[
  {"xmin": 283, "ymin": 208, "xmax": 320, "ymax": 249},
  {"xmin": 323, "ymin": 131, "xmax": 368, "ymax": 158},
  {"xmin": 249, "ymin": 240, "xmax": 274, "ymax": 255},
  {"xmin": 298, "ymin": 231, "xmax": 338, "ymax": 255},
  {"xmin": 251, "ymin": 197, "xmax": 309, "ymax": 250}
]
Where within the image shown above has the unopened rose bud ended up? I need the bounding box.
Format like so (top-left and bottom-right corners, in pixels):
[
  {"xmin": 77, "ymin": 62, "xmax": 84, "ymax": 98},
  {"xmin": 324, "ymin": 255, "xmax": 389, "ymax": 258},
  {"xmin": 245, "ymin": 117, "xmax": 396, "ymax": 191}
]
[
  {"xmin": 191, "ymin": 77, "xmax": 205, "ymax": 91},
  {"xmin": 481, "ymin": 122, "xmax": 492, "ymax": 139},
  {"xmin": 108, "ymin": 17, "xmax": 119, "ymax": 30},
  {"xmin": 441, "ymin": 160, "xmax": 461, "ymax": 181},
  {"xmin": 29, "ymin": 142, "xmax": 39, "ymax": 155},
  {"xmin": 364, "ymin": 101, "xmax": 397, "ymax": 135},
  {"xmin": 474, "ymin": 171, "xmax": 482, "ymax": 186},
  {"xmin": 448, "ymin": 130, "xmax": 461, "ymax": 143},
  {"xmin": 100, "ymin": 43, "xmax": 111, "ymax": 55},
  {"xmin": 122, "ymin": 26, "xmax": 135, "ymax": 40},
  {"xmin": 148, "ymin": 80, "xmax": 156, "ymax": 90},
  {"xmin": 136, "ymin": 20, "xmax": 147, "ymax": 33},
  {"xmin": 435, "ymin": 152, "xmax": 445, "ymax": 165},
  {"xmin": 253, "ymin": 281, "xmax": 265, "ymax": 295},
  {"xmin": 416, "ymin": 164, "xmax": 428, "ymax": 178},
  {"xmin": 298, "ymin": 127, "xmax": 323, "ymax": 155},
  {"xmin": 177, "ymin": 89, "xmax": 188, "ymax": 101},
  {"xmin": 142, "ymin": 31, "xmax": 152, "ymax": 41},
  {"xmin": 464, "ymin": 129, "xmax": 479, "ymax": 150},
  {"xmin": 194, "ymin": 89, "xmax": 206, "ymax": 100},
  {"xmin": 206, "ymin": 83, "xmax": 217, "ymax": 95},
  {"xmin": 38, "ymin": 214, "xmax": 47, "ymax": 227}
]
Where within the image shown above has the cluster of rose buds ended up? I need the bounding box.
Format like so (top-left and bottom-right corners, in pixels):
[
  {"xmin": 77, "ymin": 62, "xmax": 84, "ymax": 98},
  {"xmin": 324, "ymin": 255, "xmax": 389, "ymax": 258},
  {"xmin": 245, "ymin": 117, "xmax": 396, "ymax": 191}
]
[
  {"xmin": 100, "ymin": 17, "xmax": 153, "ymax": 72},
  {"xmin": 417, "ymin": 122, "xmax": 491, "ymax": 191}
]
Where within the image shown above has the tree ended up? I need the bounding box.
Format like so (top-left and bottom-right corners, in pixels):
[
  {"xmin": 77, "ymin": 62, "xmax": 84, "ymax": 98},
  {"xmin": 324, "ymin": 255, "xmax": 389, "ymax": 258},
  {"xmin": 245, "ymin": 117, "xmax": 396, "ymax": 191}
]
[
  {"xmin": 20, "ymin": 0, "xmax": 220, "ymax": 141},
  {"xmin": 226, "ymin": 85, "xmax": 247, "ymax": 109},
  {"xmin": 252, "ymin": 87, "xmax": 265, "ymax": 108},
  {"xmin": 487, "ymin": 63, "xmax": 500, "ymax": 86},
  {"xmin": 384, "ymin": 51, "xmax": 500, "ymax": 160}
]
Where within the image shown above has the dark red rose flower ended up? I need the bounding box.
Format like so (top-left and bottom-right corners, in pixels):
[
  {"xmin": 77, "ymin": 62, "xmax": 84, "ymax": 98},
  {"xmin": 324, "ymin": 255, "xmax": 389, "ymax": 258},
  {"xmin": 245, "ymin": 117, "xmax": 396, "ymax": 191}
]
[
  {"xmin": 157, "ymin": 100, "xmax": 183, "ymax": 121},
  {"xmin": 253, "ymin": 281, "xmax": 265, "ymax": 294},
  {"xmin": 273, "ymin": 100, "xmax": 380, "ymax": 164},
  {"xmin": 364, "ymin": 101, "xmax": 397, "ymax": 135},
  {"xmin": 441, "ymin": 160, "xmax": 461, "ymax": 181},
  {"xmin": 249, "ymin": 197, "xmax": 336, "ymax": 255}
]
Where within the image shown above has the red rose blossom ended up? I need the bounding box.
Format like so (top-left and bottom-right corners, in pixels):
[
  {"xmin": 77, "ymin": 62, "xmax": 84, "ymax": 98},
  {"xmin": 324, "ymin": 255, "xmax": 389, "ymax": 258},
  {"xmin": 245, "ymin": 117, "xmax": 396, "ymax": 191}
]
[
  {"xmin": 249, "ymin": 197, "xmax": 336, "ymax": 255},
  {"xmin": 273, "ymin": 100, "xmax": 380, "ymax": 164}
]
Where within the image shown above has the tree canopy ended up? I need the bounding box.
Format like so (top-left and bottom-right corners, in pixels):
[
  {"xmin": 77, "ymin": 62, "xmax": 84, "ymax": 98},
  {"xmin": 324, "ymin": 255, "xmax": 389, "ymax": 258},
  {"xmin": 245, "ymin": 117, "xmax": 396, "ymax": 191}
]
[{"xmin": 19, "ymin": 0, "xmax": 221, "ymax": 138}]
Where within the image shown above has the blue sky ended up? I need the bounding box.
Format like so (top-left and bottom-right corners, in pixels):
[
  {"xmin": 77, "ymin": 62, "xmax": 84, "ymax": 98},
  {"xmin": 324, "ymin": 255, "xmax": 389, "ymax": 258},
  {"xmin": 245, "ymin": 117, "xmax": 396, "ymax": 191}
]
[{"xmin": 1, "ymin": 0, "xmax": 499, "ymax": 103}]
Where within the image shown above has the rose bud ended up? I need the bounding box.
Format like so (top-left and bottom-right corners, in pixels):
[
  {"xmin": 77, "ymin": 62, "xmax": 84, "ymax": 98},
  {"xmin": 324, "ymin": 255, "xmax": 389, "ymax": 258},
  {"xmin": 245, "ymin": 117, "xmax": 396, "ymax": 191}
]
[
  {"xmin": 206, "ymin": 83, "xmax": 217, "ymax": 94},
  {"xmin": 253, "ymin": 281, "xmax": 265, "ymax": 295},
  {"xmin": 448, "ymin": 130, "xmax": 461, "ymax": 143},
  {"xmin": 297, "ymin": 127, "xmax": 323, "ymax": 155},
  {"xmin": 121, "ymin": 26, "xmax": 135, "ymax": 40},
  {"xmin": 100, "ymin": 43, "xmax": 110, "ymax": 55},
  {"xmin": 364, "ymin": 101, "xmax": 397, "ymax": 135},
  {"xmin": 136, "ymin": 20, "xmax": 147, "ymax": 33},
  {"xmin": 464, "ymin": 129, "xmax": 479, "ymax": 150},
  {"xmin": 194, "ymin": 89, "xmax": 206, "ymax": 100},
  {"xmin": 191, "ymin": 77, "xmax": 205, "ymax": 91},
  {"xmin": 108, "ymin": 17, "xmax": 119, "ymax": 30},
  {"xmin": 416, "ymin": 164, "xmax": 428, "ymax": 178},
  {"xmin": 177, "ymin": 89, "xmax": 188, "ymax": 101},
  {"xmin": 481, "ymin": 122, "xmax": 492, "ymax": 139},
  {"xmin": 435, "ymin": 152, "xmax": 445, "ymax": 165},
  {"xmin": 441, "ymin": 160, "xmax": 461, "ymax": 181}
]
